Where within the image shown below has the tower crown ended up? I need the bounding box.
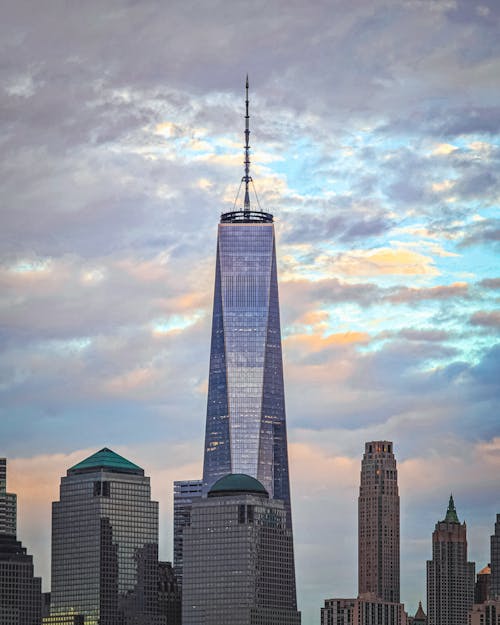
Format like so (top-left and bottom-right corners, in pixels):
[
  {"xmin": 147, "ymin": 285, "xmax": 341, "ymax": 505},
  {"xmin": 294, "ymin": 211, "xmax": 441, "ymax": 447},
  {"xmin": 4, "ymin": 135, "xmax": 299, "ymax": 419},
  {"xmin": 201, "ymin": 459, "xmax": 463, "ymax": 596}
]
[{"xmin": 443, "ymin": 493, "xmax": 460, "ymax": 523}]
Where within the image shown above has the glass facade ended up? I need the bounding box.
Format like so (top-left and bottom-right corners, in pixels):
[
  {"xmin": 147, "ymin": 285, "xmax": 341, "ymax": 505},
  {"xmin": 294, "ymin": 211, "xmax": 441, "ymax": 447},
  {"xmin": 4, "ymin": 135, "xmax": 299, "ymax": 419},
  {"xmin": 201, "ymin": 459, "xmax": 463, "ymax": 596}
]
[
  {"xmin": 202, "ymin": 219, "xmax": 292, "ymax": 524},
  {"xmin": 48, "ymin": 448, "xmax": 160, "ymax": 625},
  {"xmin": 182, "ymin": 486, "xmax": 300, "ymax": 625}
]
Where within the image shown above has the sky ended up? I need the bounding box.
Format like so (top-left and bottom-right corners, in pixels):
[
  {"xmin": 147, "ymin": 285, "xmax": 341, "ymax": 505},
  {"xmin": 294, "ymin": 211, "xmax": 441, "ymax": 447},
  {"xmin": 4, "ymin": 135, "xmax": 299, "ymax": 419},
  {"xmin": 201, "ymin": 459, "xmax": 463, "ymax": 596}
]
[{"xmin": 0, "ymin": 0, "xmax": 499, "ymax": 622}]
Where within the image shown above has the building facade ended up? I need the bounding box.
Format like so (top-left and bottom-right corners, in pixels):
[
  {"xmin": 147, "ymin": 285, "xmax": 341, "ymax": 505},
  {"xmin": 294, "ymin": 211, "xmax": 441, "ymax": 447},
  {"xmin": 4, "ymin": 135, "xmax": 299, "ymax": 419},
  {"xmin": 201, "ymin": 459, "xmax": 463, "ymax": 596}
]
[
  {"xmin": 358, "ymin": 441, "xmax": 400, "ymax": 603},
  {"xmin": 0, "ymin": 457, "xmax": 16, "ymax": 536},
  {"xmin": 475, "ymin": 564, "xmax": 492, "ymax": 604},
  {"xmin": 492, "ymin": 515, "xmax": 500, "ymax": 600},
  {"xmin": 0, "ymin": 458, "xmax": 42, "ymax": 625},
  {"xmin": 173, "ymin": 479, "xmax": 202, "ymax": 589},
  {"xmin": 321, "ymin": 595, "xmax": 407, "ymax": 625},
  {"xmin": 182, "ymin": 473, "xmax": 300, "ymax": 625},
  {"xmin": 468, "ymin": 600, "xmax": 500, "ymax": 625},
  {"xmin": 427, "ymin": 495, "xmax": 475, "ymax": 625},
  {"xmin": 158, "ymin": 561, "xmax": 181, "ymax": 625},
  {"xmin": 46, "ymin": 447, "xmax": 161, "ymax": 625}
]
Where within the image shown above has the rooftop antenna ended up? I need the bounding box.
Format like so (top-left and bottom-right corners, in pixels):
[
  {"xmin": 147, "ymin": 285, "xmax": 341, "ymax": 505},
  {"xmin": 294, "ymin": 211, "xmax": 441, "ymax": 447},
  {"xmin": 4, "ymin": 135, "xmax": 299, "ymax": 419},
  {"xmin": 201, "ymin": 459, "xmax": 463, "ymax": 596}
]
[{"xmin": 243, "ymin": 75, "xmax": 252, "ymax": 216}]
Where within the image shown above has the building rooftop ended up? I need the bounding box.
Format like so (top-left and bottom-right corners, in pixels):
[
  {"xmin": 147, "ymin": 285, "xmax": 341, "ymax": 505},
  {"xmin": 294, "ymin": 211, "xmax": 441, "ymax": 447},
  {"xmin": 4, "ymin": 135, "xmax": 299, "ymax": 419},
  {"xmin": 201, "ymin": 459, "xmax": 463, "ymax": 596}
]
[
  {"xmin": 68, "ymin": 447, "xmax": 144, "ymax": 476},
  {"xmin": 478, "ymin": 564, "xmax": 491, "ymax": 575},
  {"xmin": 414, "ymin": 601, "xmax": 426, "ymax": 618},
  {"xmin": 208, "ymin": 473, "xmax": 269, "ymax": 497},
  {"xmin": 442, "ymin": 493, "xmax": 460, "ymax": 523}
]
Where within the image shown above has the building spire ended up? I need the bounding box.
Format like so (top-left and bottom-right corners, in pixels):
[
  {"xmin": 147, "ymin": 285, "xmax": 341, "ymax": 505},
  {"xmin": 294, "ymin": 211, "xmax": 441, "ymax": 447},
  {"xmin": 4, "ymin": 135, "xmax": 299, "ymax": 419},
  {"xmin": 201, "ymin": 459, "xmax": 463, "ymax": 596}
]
[
  {"xmin": 243, "ymin": 74, "xmax": 252, "ymax": 215},
  {"xmin": 443, "ymin": 493, "xmax": 460, "ymax": 523}
]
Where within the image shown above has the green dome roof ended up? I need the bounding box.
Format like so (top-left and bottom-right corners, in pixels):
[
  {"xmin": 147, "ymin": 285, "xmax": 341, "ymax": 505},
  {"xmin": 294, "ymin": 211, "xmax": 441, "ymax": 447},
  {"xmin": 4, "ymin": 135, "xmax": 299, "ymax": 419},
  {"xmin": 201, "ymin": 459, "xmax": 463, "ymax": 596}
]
[
  {"xmin": 68, "ymin": 447, "xmax": 144, "ymax": 476},
  {"xmin": 208, "ymin": 474, "xmax": 268, "ymax": 497}
]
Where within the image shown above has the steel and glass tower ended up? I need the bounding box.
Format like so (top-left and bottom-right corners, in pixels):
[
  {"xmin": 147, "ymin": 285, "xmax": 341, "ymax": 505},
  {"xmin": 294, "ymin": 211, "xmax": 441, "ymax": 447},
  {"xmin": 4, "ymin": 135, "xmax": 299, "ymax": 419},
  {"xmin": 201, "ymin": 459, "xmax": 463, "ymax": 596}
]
[{"xmin": 202, "ymin": 78, "xmax": 292, "ymax": 525}]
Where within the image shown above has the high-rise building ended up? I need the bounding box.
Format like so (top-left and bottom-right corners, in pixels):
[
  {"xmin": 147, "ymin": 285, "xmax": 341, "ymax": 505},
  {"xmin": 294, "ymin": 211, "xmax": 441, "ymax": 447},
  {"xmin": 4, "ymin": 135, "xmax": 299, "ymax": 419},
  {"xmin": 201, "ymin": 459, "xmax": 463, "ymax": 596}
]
[
  {"xmin": 426, "ymin": 495, "xmax": 475, "ymax": 625},
  {"xmin": 0, "ymin": 458, "xmax": 16, "ymax": 536},
  {"xmin": 182, "ymin": 473, "xmax": 300, "ymax": 625},
  {"xmin": 46, "ymin": 447, "xmax": 161, "ymax": 625},
  {"xmin": 358, "ymin": 441, "xmax": 400, "ymax": 603},
  {"xmin": 475, "ymin": 564, "xmax": 492, "ymax": 604},
  {"xmin": 491, "ymin": 515, "xmax": 500, "ymax": 600},
  {"xmin": 201, "ymin": 80, "xmax": 292, "ymax": 529},
  {"xmin": 0, "ymin": 458, "xmax": 42, "ymax": 625},
  {"xmin": 173, "ymin": 479, "xmax": 202, "ymax": 589}
]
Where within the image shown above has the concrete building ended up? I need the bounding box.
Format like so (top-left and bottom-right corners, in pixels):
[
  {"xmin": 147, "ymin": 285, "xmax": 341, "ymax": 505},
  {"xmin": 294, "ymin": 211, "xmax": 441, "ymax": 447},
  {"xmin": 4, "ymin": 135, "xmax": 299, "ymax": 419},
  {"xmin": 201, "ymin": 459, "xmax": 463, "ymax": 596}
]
[
  {"xmin": 158, "ymin": 561, "xmax": 181, "ymax": 625},
  {"xmin": 492, "ymin": 515, "xmax": 500, "ymax": 600},
  {"xmin": 0, "ymin": 458, "xmax": 42, "ymax": 625},
  {"xmin": 0, "ymin": 458, "xmax": 16, "ymax": 536},
  {"xmin": 358, "ymin": 441, "xmax": 400, "ymax": 603},
  {"xmin": 427, "ymin": 495, "xmax": 475, "ymax": 625},
  {"xmin": 468, "ymin": 600, "xmax": 500, "ymax": 625},
  {"xmin": 173, "ymin": 479, "xmax": 202, "ymax": 589},
  {"xmin": 476, "ymin": 564, "xmax": 492, "ymax": 604},
  {"xmin": 182, "ymin": 473, "xmax": 300, "ymax": 625},
  {"xmin": 321, "ymin": 595, "xmax": 407, "ymax": 625}
]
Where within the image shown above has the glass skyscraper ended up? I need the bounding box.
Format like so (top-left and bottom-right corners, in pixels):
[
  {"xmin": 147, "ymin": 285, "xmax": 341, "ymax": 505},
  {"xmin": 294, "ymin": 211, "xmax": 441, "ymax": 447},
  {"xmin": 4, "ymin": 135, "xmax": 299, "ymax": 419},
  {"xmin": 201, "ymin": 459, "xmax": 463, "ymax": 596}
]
[
  {"xmin": 202, "ymin": 83, "xmax": 292, "ymax": 525},
  {"xmin": 47, "ymin": 447, "xmax": 160, "ymax": 625}
]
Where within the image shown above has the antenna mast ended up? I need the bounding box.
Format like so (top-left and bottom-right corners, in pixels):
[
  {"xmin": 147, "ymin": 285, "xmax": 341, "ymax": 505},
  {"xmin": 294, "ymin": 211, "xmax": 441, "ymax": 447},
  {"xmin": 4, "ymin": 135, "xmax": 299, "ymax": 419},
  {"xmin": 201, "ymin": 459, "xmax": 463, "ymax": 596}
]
[{"xmin": 243, "ymin": 75, "xmax": 252, "ymax": 216}]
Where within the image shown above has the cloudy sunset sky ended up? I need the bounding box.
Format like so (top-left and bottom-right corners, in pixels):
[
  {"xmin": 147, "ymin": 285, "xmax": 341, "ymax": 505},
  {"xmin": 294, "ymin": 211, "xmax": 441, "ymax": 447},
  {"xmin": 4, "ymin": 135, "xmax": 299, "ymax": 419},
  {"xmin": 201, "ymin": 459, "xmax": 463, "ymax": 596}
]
[{"xmin": 1, "ymin": 0, "xmax": 499, "ymax": 622}]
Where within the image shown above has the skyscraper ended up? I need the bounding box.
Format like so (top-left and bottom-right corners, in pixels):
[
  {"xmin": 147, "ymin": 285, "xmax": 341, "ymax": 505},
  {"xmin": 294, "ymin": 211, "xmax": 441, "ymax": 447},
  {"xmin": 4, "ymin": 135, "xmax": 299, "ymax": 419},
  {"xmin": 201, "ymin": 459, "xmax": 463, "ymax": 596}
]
[
  {"xmin": 46, "ymin": 447, "xmax": 161, "ymax": 625},
  {"xmin": 182, "ymin": 474, "xmax": 300, "ymax": 625},
  {"xmin": 426, "ymin": 495, "xmax": 475, "ymax": 625},
  {"xmin": 358, "ymin": 441, "xmax": 400, "ymax": 603},
  {"xmin": 202, "ymin": 79, "xmax": 292, "ymax": 528},
  {"xmin": 173, "ymin": 479, "xmax": 202, "ymax": 589},
  {"xmin": 0, "ymin": 458, "xmax": 16, "ymax": 536},
  {"xmin": 491, "ymin": 514, "xmax": 500, "ymax": 600},
  {"xmin": 0, "ymin": 458, "xmax": 42, "ymax": 625}
]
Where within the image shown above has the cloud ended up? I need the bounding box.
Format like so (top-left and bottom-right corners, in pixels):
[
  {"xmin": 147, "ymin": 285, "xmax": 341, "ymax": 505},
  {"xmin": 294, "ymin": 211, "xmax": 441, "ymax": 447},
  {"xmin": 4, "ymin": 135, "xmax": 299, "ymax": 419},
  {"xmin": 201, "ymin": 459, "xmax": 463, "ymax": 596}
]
[{"xmin": 469, "ymin": 310, "xmax": 500, "ymax": 329}]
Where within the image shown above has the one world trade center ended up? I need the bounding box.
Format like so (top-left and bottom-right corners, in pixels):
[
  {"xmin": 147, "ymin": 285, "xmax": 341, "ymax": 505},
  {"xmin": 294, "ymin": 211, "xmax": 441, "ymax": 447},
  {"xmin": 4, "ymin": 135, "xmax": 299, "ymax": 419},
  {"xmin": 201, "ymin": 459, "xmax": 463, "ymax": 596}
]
[{"xmin": 202, "ymin": 78, "xmax": 293, "ymax": 527}]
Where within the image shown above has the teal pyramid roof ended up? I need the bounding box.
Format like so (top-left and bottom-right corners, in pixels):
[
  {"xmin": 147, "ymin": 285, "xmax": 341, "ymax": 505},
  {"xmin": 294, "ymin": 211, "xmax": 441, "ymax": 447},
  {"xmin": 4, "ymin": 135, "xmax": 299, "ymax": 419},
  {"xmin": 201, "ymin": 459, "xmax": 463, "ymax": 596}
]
[
  {"xmin": 442, "ymin": 493, "xmax": 460, "ymax": 523},
  {"xmin": 68, "ymin": 447, "xmax": 143, "ymax": 476}
]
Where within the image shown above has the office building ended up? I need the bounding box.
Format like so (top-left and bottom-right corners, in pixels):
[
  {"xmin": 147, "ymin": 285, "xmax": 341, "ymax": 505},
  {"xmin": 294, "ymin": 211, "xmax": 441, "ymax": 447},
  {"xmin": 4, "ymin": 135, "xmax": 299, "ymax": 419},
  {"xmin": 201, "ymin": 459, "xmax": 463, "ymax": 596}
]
[
  {"xmin": 201, "ymin": 80, "xmax": 293, "ymax": 530},
  {"xmin": 358, "ymin": 441, "xmax": 400, "ymax": 602},
  {"xmin": 468, "ymin": 600, "xmax": 500, "ymax": 625},
  {"xmin": 492, "ymin": 515, "xmax": 500, "ymax": 600},
  {"xmin": 173, "ymin": 479, "xmax": 202, "ymax": 589},
  {"xmin": 427, "ymin": 495, "xmax": 475, "ymax": 625},
  {"xmin": 46, "ymin": 447, "xmax": 161, "ymax": 625},
  {"xmin": 475, "ymin": 564, "xmax": 491, "ymax": 604},
  {"xmin": 0, "ymin": 458, "xmax": 16, "ymax": 536},
  {"xmin": 321, "ymin": 598, "xmax": 356, "ymax": 625},
  {"xmin": 158, "ymin": 561, "xmax": 181, "ymax": 625},
  {"xmin": 321, "ymin": 595, "xmax": 407, "ymax": 625},
  {"xmin": 0, "ymin": 458, "xmax": 42, "ymax": 625},
  {"xmin": 182, "ymin": 473, "xmax": 300, "ymax": 625}
]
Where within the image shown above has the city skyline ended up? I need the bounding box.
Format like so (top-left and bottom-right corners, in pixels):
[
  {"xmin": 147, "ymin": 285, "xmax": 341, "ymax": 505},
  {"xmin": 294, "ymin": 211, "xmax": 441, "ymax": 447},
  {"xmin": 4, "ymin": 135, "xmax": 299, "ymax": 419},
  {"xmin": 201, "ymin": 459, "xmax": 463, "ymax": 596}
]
[{"xmin": 1, "ymin": 1, "xmax": 499, "ymax": 623}]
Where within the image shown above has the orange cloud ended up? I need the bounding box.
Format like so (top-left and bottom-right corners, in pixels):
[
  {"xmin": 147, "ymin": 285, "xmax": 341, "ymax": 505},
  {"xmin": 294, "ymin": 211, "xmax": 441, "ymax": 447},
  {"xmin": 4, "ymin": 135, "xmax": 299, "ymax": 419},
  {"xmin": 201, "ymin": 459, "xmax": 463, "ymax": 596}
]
[
  {"xmin": 285, "ymin": 331, "xmax": 370, "ymax": 352},
  {"xmin": 332, "ymin": 248, "xmax": 439, "ymax": 277}
]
